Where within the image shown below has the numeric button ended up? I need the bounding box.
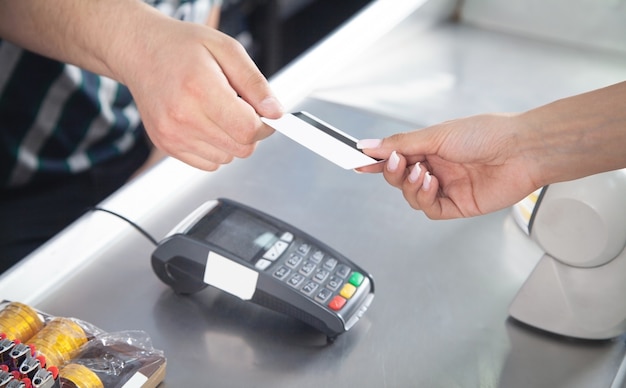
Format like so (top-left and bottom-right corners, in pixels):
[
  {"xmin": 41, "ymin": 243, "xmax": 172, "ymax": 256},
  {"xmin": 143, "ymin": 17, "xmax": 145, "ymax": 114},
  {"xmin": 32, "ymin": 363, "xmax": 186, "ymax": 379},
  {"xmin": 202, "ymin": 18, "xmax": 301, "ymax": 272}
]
[
  {"xmin": 297, "ymin": 243, "xmax": 311, "ymax": 255},
  {"xmin": 336, "ymin": 264, "xmax": 351, "ymax": 278},
  {"xmin": 315, "ymin": 288, "xmax": 332, "ymax": 303},
  {"xmin": 313, "ymin": 269, "xmax": 329, "ymax": 283},
  {"xmin": 299, "ymin": 261, "xmax": 316, "ymax": 276},
  {"xmin": 273, "ymin": 266, "xmax": 290, "ymax": 280},
  {"xmin": 301, "ymin": 281, "xmax": 319, "ymax": 296},
  {"xmin": 310, "ymin": 250, "xmax": 324, "ymax": 263},
  {"xmin": 323, "ymin": 258, "xmax": 338, "ymax": 271},
  {"xmin": 286, "ymin": 254, "xmax": 303, "ymax": 269},
  {"xmin": 326, "ymin": 276, "xmax": 341, "ymax": 291},
  {"xmin": 287, "ymin": 273, "xmax": 305, "ymax": 288}
]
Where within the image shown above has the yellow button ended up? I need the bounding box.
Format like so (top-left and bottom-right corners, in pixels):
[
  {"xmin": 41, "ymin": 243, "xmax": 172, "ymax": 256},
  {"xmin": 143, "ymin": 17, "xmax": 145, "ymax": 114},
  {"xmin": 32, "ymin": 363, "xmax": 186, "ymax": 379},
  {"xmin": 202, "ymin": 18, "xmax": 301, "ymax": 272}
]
[{"xmin": 340, "ymin": 283, "xmax": 357, "ymax": 299}]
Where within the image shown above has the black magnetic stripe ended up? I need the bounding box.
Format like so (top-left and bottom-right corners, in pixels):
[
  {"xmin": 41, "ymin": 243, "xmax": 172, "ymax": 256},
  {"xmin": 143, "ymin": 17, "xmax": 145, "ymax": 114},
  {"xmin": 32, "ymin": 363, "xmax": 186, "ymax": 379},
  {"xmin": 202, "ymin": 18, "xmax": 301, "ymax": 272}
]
[{"xmin": 292, "ymin": 112, "xmax": 359, "ymax": 150}]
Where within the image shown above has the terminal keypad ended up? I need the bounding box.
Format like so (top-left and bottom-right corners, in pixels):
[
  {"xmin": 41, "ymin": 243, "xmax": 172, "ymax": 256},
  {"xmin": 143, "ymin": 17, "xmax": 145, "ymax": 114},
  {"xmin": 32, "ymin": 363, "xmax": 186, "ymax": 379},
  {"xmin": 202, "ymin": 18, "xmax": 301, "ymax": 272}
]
[{"xmin": 258, "ymin": 237, "xmax": 365, "ymax": 312}]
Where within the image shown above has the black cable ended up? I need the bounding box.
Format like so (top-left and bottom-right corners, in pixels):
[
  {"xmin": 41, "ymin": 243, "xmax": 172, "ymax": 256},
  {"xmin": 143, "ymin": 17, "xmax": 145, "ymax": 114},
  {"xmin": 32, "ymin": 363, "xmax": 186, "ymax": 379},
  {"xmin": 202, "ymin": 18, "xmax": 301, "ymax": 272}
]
[{"xmin": 89, "ymin": 206, "xmax": 159, "ymax": 246}]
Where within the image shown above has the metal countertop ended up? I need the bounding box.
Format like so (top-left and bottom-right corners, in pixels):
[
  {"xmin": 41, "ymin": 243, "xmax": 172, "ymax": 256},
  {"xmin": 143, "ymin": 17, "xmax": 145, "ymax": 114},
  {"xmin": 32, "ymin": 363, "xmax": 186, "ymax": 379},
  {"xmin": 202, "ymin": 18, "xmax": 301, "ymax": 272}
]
[{"xmin": 3, "ymin": 0, "xmax": 626, "ymax": 386}]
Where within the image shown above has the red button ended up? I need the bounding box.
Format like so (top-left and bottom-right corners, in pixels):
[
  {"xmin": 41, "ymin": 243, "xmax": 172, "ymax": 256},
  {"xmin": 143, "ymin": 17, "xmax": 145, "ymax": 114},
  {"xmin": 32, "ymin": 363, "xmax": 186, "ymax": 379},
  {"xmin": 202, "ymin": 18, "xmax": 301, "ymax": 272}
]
[{"xmin": 328, "ymin": 295, "xmax": 347, "ymax": 311}]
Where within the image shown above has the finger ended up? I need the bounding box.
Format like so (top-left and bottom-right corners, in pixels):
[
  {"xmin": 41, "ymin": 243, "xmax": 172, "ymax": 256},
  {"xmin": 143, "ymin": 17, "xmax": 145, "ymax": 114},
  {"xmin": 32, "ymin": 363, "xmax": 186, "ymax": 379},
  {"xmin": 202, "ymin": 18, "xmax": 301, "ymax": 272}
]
[
  {"xmin": 175, "ymin": 142, "xmax": 235, "ymax": 167},
  {"xmin": 139, "ymin": 50, "xmax": 267, "ymax": 152},
  {"xmin": 402, "ymin": 169, "xmax": 456, "ymax": 219},
  {"xmin": 208, "ymin": 33, "xmax": 283, "ymax": 118},
  {"xmin": 382, "ymin": 151, "xmax": 409, "ymax": 189},
  {"xmin": 416, "ymin": 174, "xmax": 452, "ymax": 220},
  {"xmin": 219, "ymin": 106, "xmax": 274, "ymax": 144},
  {"xmin": 201, "ymin": 79, "xmax": 274, "ymax": 146},
  {"xmin": 257, "ymin": 122, "xmax": 276, "ymax": 141},
  {"xmin": 359, "ymin": 127, "xmax": 440, "ymax": 161},
  {"xmin": 356, "ymin": 138, "xmax": 382, "ymax": 150},
  {"xmin": 400, "ymin": 163, "xmax": 427, "ymax": 210},
  {"xmin": 152, "ymin": 125, "xmax": 249, "ymax": 169},
  {"xmin": 198, "ymin": 44, "xmax": 278, "ymax": 144},
  {"xmin": 355, "ymin": 160, "xmax": 385, "ymax": 174},
  {"xmin": 149, "ymin": 100, "xmax": 259, "ymax": 160},
  {"xmin": 357, "ymin": 138, "xmax": 389, "ymax": 161},
  {"xmin": 173, "ymin": 150, "xmax": 226, "ymax": 172}
]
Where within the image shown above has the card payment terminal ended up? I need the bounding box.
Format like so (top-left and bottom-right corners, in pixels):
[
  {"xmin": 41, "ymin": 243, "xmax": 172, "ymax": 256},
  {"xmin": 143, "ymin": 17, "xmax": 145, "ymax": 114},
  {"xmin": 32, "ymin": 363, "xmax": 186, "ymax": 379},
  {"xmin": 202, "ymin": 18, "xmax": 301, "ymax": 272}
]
[{"xmin": 151, "ymin": 198, "xmax": 374, "ymax": 340}]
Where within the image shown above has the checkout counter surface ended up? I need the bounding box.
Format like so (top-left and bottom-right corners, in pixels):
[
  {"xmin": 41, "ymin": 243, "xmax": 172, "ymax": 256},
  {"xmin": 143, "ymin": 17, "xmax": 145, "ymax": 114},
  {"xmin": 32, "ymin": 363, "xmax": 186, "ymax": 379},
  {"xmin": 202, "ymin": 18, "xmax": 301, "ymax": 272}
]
[{"xmin": 3, "ymin": 1, "xmax": 626, "ymax": 387}]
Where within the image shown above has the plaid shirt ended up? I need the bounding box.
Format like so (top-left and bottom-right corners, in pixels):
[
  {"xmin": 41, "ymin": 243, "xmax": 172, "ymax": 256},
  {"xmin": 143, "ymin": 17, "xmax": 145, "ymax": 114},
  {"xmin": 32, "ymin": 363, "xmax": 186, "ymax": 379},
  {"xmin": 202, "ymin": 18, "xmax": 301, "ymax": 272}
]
[{"xmin": 0, "ymin": 0, "xmax": 220, "ymax": 188}]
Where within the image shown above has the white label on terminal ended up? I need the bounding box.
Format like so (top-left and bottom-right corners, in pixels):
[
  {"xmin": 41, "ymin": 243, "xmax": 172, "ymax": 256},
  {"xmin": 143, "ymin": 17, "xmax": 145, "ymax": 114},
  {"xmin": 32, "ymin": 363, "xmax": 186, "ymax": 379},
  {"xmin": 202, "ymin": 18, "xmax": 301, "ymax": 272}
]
[{"xmin": 203, "ymin": 251, "xmax": 258, "ymax": 300}]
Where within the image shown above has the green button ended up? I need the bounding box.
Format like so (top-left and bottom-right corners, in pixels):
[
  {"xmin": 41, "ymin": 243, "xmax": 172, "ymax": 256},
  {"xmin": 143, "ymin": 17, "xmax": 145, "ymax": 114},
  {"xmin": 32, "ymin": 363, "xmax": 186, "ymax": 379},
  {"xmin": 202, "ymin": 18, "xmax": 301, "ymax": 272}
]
[{"xmin": 349, "ymin": 272, "xmax": 364, "ymax": 287}]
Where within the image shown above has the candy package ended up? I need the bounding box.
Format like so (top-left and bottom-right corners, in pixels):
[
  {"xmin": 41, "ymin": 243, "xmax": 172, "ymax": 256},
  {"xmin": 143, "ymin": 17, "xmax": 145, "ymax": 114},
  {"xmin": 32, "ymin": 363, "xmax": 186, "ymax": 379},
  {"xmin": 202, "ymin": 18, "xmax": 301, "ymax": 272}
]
[{"xmin": 0, "ymin": 301, "xmax": 166, "ymax": 388}]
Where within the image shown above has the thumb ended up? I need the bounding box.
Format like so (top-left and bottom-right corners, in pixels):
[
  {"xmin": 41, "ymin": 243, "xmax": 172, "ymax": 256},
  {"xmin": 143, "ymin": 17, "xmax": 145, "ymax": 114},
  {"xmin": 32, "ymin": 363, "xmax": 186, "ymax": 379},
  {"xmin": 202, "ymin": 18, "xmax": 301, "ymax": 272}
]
[
  {"xmin": 358, "ymin": 129, "xmax": 435, "ymax": 159},
  {"xmin": 211, "ymin": 35, "xmax": 283, "ymax": 119}
]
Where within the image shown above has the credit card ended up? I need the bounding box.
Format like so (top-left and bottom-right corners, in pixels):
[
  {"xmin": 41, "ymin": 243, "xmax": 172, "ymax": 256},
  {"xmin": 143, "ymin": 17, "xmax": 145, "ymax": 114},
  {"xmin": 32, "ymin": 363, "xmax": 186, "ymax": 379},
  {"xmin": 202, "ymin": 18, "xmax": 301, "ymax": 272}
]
[{"xmin": 262, "ymin": 111, "xmax": 382, "ymax": 169}]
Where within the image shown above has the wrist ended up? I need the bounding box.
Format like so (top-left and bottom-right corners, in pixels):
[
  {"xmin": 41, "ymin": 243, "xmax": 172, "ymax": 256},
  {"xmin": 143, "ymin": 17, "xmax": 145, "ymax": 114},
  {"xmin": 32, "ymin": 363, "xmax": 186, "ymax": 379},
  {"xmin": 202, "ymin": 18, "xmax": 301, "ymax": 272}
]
[
  {"xmin": 518, "ymin": 82, "xmax": 626, "ymax": 188},
  {"xmin": 90, "ymin": 0, "xmax": 173, "ymax": 84}
]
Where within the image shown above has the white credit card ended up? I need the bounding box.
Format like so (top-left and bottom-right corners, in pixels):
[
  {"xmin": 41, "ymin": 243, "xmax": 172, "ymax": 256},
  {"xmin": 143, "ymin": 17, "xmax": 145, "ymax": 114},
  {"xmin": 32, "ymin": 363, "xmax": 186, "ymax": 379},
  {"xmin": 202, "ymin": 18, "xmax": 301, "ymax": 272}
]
[{"xmin": 262, "ymin": 111, "xmax": 382, "ymax": 170}]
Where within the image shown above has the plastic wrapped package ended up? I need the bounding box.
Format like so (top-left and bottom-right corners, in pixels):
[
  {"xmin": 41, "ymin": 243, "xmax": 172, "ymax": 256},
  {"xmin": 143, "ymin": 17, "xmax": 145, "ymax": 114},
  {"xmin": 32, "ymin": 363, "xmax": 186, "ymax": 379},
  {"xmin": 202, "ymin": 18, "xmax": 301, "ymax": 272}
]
[
  {"xmin": 0, "ymin": 301, "xmax": 166, "ymax": 388},
  {"xmin": 61, "ymin": 331, "xmax": 166, "ymax": 388}
]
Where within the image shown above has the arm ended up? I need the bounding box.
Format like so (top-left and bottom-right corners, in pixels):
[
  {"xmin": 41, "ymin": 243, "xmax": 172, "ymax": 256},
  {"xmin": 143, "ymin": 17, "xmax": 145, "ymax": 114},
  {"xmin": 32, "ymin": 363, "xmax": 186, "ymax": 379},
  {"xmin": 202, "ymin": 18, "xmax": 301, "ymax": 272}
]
[
  {"xmin": 0, "ymin": 0, "xmax": 161, "ymax": 81},
  {"xmin": 357, "ymin": 81, "xmax": 626, "ymax": 219},
  {"xmin": 132, "ymin": 0, "xmax": 224, "ymax": 178},
  {"xmin": 0, "ymin": 0, "xmax": 283, "ymax": 171}
]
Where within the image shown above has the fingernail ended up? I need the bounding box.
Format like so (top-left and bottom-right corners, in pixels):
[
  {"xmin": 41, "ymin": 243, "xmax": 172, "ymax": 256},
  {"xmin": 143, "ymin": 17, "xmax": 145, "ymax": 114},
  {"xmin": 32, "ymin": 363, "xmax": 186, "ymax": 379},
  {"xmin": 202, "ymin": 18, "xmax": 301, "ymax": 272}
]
[
  {"xmin": 260, "ymin": 96, "xmax": 284, "ymax": 115},
  {"xmin": 356, "ymin": 138, "xmax": 382, "ymax": 149},
  {"xmin": 387, "ymin": 151, "xmax": 400, "ymax": 172},
  {"xmin": 422, "ymin": 172, "xmax": 432, "ymax": 191},
  {"xmin": 408, "ymin": 162, "xmax": 422, "ymax": 183}
]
